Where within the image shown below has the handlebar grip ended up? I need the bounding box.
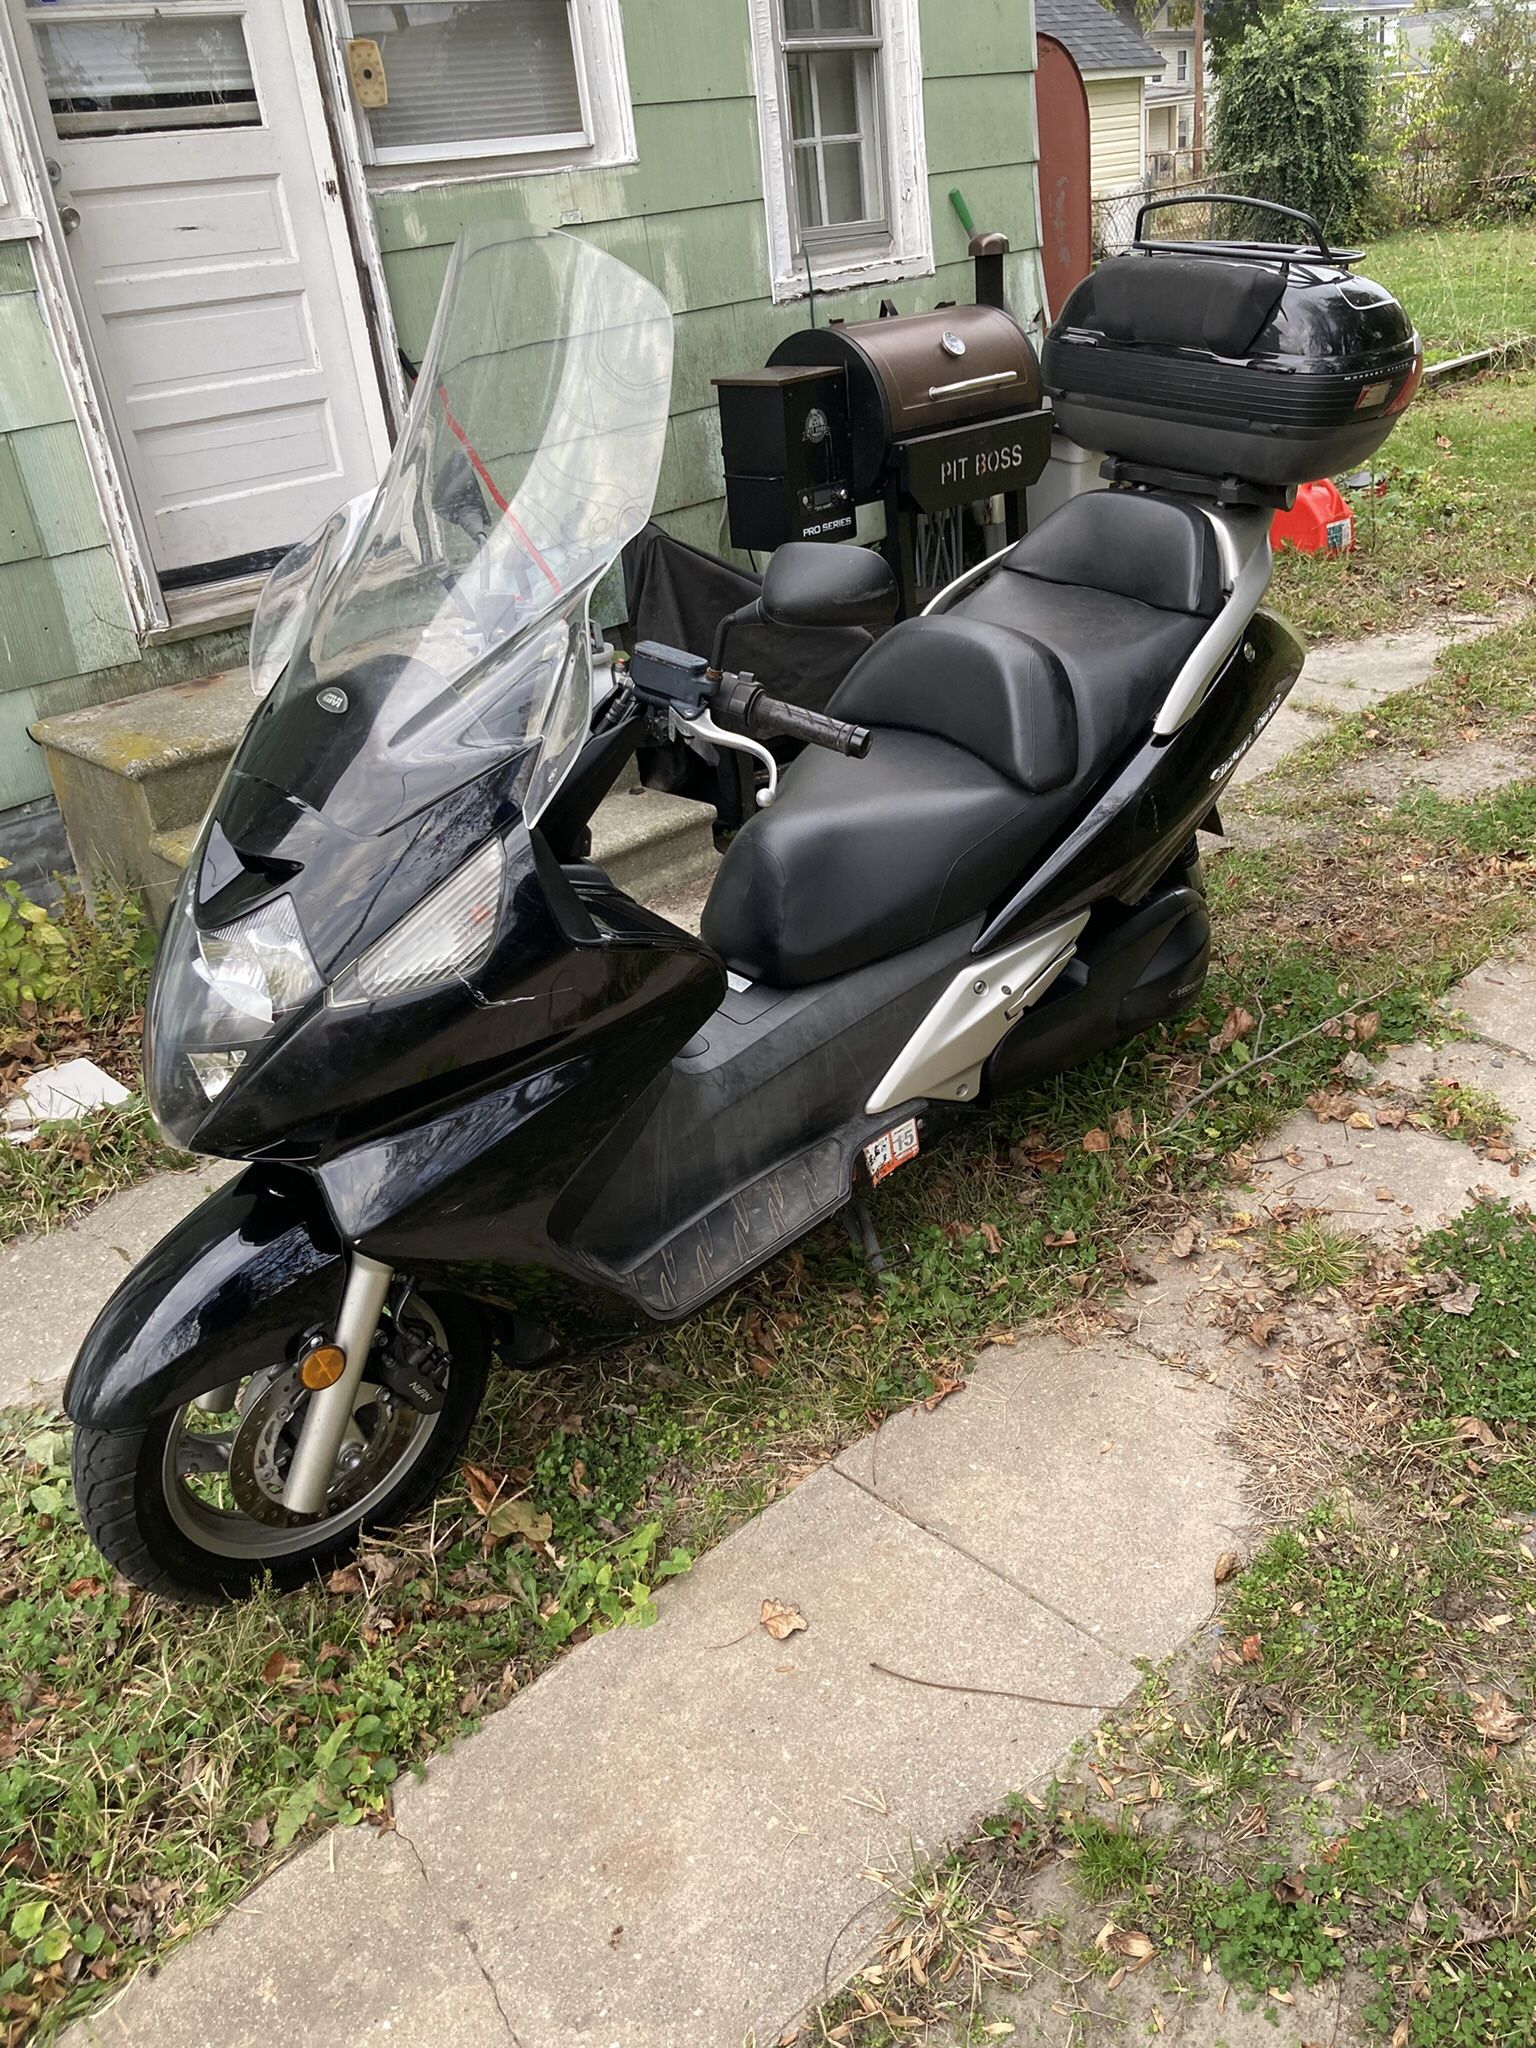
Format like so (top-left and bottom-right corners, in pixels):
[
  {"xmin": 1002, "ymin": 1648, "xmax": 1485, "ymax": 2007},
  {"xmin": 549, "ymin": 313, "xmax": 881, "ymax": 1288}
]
[{"xmin": 747, "ymin": 694, "xmax": 872, "ymax": 758}]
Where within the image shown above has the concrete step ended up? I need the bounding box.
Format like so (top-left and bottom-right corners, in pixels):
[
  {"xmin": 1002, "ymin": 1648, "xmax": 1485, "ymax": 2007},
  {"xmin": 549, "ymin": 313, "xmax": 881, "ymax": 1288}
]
[
  {"xmin": 143, "ymin": 771, "xmax": 719, "ymax": 917},
  {"xmin": 30, "ymin": 670, "xmax": 254, "ymax": 917},
  {"xmin": 588, "ymin": 781, "xmax": 718, "ymax": 901}
]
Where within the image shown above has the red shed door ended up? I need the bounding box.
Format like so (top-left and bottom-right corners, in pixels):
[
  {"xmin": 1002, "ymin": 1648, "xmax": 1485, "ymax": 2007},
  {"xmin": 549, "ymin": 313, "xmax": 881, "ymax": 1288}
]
[{"xmin": 1035, "ymin": 34, "xmax": 1093, "ymax": 320}]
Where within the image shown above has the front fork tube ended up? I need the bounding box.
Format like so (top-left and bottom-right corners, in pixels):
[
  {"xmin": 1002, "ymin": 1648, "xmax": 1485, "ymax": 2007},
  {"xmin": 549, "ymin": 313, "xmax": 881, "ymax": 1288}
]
[{"xmin": 281, "ymin": 1253, "xmax": 394, "ymax": 1516}]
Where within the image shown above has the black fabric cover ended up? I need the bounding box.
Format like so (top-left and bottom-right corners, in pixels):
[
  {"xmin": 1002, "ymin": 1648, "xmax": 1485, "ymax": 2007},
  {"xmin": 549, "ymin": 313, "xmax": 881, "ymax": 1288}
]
[
  {"xmin": 621, "ymin": 522, "xmax": 873, "ymax": 710},
  {"xmin": 1000, "ymin": 490, "xmax": 1225, "ymax": 618},
  {"xmin": 830, "ymin": 615, "xmax": 1078, "ymax": 793},
  {"xmin": 700, "ymin": 730, "xmax": 1077, "ymax": 988},
  {"xmin": 1087, "ymin": 254, "xmax": 1288, "ymax": 360}
]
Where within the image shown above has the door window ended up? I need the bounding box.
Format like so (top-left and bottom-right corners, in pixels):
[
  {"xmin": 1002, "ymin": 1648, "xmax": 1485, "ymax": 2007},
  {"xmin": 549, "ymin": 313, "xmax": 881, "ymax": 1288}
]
[{"xmin": 28, "ymin": 9, "xmax": 258, "ymax": 139}]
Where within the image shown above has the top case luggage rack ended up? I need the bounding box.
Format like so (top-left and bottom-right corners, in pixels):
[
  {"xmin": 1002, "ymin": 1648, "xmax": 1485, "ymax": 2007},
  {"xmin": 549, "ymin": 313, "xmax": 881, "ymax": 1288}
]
[{"xmin": 1132, "ymin": 192, "xmax": 1362, "ymax": 270}]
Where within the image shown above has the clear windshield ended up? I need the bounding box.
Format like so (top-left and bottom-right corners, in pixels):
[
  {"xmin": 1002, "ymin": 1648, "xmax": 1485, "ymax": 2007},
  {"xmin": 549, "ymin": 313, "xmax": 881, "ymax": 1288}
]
[{"xmin": 248, "ymin": 223, "xmax": 672, "ymax": 832}]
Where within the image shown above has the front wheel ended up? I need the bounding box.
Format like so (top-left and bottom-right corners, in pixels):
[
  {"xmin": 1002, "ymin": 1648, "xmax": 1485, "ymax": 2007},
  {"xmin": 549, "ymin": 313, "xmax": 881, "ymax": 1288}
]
[{"xmin": 70, "ymin": 1293, "xmax": 490, "ymax": 1602}]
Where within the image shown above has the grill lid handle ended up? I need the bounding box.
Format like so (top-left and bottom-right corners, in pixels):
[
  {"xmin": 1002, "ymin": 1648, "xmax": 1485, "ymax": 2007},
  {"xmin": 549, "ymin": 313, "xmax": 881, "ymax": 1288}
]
[{"xmin": 927, "ymin": 368, "xmax": 1019, "ymax": 403}]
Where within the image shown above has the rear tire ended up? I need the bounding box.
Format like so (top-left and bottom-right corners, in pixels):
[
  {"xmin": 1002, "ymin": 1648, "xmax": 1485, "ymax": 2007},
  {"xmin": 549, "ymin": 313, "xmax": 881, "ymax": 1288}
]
[{"xmin": 70, "ymin": 1294, "xmax": 490, "ymax": 1603}]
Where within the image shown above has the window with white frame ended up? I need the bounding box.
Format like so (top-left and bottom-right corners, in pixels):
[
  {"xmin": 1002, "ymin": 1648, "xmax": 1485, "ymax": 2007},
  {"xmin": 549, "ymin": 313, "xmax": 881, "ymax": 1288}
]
[
  {"xmin": 1175, "ymin": 46, "xmax": 1188, "ymax": 84},
  {"xmin": 749, "ymin": 0, "xmax": 931, "ymax": 304},
  {"xmin": 337, "ymin": 0, "xmax": 631, "ymax": 169}
]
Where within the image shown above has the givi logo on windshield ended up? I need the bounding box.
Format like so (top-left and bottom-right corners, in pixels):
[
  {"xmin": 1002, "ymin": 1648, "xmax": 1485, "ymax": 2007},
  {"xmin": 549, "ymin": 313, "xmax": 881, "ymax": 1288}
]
[{"xmin": 316, "ymin": 687, "xmax": 349, "ymax": 715}]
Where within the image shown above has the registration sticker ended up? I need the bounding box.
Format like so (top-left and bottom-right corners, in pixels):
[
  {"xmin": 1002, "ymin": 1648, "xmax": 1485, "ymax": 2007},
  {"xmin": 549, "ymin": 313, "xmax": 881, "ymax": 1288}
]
[{"xmin": 864, "ymin": 1116, "xmax": 920, "ymax": 1185}]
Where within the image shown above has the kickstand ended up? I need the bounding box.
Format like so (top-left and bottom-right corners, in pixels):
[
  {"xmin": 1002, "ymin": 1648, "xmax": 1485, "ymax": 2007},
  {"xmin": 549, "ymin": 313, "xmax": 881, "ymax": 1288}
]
[{"xmin": 844, "ymin": 1196, "xmax": 887, "ymax": 1277}]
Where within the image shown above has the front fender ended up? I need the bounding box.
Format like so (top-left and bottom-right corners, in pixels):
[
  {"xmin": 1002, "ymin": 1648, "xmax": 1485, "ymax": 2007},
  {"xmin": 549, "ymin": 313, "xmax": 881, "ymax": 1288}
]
[{"xmin": 64, "ymin": 1166, "xmax": 344, "ymax": 1430}]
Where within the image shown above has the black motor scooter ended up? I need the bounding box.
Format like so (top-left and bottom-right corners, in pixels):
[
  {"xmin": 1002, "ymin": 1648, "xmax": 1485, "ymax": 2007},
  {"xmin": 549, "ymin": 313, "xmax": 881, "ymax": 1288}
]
[{"xmin": 65, "ymin": 220, "xmax": 1419, "ymax": 1598}]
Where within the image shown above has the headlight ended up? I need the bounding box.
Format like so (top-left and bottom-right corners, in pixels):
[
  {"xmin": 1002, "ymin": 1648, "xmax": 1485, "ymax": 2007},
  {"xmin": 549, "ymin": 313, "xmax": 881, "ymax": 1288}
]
[
  {"xmin": 194, "ymin": 894, "xmax": 321, "ymax": 1027},
  {"xmin": 329, "ymin": 837, "xmax": 505, "ymax": 1008}
]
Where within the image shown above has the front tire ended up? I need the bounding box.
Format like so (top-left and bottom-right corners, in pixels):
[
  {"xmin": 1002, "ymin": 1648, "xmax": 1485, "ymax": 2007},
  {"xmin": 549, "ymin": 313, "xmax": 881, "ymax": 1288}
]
[{"xmin": 70, "ymin": 1293, "xmax": 490, "ymax": 1602}]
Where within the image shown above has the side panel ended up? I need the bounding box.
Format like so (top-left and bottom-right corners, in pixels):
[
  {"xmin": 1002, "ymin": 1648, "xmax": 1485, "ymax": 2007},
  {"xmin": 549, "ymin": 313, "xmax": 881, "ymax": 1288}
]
[
  {"xmin": 63, "ymin": 1165, "xmax": 342, "ymax": 1428},
  {"xmin": 977, "ymin": 609, "xmax": 1305, "ymax": 950}
]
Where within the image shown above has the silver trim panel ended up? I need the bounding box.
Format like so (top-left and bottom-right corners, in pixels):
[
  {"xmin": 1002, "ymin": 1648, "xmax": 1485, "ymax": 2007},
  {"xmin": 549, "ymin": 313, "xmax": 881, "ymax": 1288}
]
[{"xmin": 865, "ymin": 915, "xmax": 1089, "ymax": 1114}]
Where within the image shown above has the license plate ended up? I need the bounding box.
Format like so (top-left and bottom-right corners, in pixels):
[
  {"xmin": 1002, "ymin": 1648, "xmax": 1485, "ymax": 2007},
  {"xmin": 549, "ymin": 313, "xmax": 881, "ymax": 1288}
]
[{"xmin": 864, "ymin": 1116, "xmax": 920, "ymax": 1184}]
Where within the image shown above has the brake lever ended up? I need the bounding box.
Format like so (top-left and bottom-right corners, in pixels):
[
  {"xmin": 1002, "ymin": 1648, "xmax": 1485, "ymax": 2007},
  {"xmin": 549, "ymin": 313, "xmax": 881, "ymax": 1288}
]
[{"xmin": 670, "ymin": 705, "xmax": 779, "ymax": 808}]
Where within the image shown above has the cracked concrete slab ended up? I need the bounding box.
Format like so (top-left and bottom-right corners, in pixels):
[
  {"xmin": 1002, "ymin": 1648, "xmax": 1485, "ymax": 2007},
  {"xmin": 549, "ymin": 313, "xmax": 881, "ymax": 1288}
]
[
  {"xmin": 65, "ymin": 1466, "xmax": 1133, "ymax": 2048},
  {"xmin": 1377, "ymin": 1035, "xmax": 1536, "ymax": 1147},
  {"xmin": 0, "ymin": 1161, "xmax": 235, "ymax": 1412},
  {"xmin": 834, "ymin": 1333, "xmax": 1247, "ymax": 1663},
  {"xmin": 65, "ymin": 1828, "xmax": 520, "ymax": 2048},
  {"xmin": 1441, "ymin": 940, "xmax": 1536, "ymax": 1062},
  {"xmin": 1244, "ymin": 1113, "xmax": 1498, "ymax": 1236}
]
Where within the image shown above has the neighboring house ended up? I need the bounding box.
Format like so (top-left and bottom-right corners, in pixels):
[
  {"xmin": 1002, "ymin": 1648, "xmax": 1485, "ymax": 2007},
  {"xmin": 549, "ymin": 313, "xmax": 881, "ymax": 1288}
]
[
  {"xmin": 1135, "ymin": 2, "xmax": 1211, "ymax": 176},
  {"xmin": 1315, "ymin": 0, "xmax": 1457, "ymax": 70},
  {"xmin": 0, "ymin": 0, "xmax": 1048, "ymax": 872},
  {"xmin": 1035, "ymin": 0, "xmax": 1162, "ymax": 196}
]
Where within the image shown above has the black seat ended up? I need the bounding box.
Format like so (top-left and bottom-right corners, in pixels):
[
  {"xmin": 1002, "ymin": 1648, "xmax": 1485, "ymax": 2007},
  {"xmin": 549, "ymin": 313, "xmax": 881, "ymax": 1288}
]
[{"xmin": 701, "ymin": 489, "xmax": 1226, "ymax": 988}]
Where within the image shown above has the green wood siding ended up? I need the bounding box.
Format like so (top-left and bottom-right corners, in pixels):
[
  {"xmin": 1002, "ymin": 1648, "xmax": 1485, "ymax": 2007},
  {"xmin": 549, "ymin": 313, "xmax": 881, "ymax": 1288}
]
[
  {"xmin": 373, "ymin": 0, "xmax": 1042, "ymax": 536},
  {"xmin": 0, "ymin": 244, "xmax": 138, "ymax": 809},
  {"xmin": 0, "ymin": 0, "xmax": 1043, "ymax": 821}
]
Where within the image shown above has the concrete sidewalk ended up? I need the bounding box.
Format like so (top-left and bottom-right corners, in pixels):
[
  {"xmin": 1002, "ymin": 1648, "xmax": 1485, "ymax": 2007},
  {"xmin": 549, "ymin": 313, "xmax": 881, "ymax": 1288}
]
[{"xmin": 3, "ymin": 608, "xmax": 1524, "ymax": 2046}]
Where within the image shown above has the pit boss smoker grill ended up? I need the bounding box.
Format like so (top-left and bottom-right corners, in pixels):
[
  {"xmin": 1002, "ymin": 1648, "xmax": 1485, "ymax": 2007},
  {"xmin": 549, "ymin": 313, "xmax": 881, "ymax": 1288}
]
[{"xmin": 714, "ymin": 235, "xmax": 1050, "ymax": 617}]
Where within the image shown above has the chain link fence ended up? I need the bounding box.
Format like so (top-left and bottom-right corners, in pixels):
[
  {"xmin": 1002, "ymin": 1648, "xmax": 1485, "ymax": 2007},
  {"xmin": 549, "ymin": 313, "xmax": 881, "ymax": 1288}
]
[{"xmin": 1091, "ymin": 171, "xmax": 1291, "ymax": 257}]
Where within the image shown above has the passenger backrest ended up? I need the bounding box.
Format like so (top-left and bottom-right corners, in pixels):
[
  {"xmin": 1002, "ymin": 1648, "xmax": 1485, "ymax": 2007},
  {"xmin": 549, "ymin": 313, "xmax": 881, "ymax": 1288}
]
[
  {"xmin": 830, "ymin": 614, "xmax": 1079, "ymax": 793},
  {"xmin": 1001, "ymin": 490, "xmax": 1225, "ymax": 618}
]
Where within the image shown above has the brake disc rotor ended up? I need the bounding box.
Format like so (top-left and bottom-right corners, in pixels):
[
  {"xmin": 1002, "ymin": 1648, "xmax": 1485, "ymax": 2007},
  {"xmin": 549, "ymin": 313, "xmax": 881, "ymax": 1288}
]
[{"xmin": 226, "ymin": 1364, "xmax": 416, "ymax": 1527}]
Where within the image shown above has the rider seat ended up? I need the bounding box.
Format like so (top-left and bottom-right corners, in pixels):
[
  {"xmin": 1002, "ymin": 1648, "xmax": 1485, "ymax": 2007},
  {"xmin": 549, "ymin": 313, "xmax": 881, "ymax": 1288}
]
[{"xmin": 701, "ymin": 491, "xmax": 1226, "ymax": 988}]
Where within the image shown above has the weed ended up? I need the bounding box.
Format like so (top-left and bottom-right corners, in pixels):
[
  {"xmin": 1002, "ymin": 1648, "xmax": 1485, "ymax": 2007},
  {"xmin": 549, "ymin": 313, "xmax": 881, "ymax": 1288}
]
[
  {"xmin": 1194, "ymin": 1865, "xmax": 1344, "ymax": 1992},
  {"xmin": 1060, "ymin": 1816, "xmax": 1161, "ymax": 1902},
  {"xmin": 1422, "ymin": 1077, "xmax": 1514, "ymax": 1146},
  {"xmin": 1386, "ymin": 1203, "xmax": 1536, "ymax": 1421},
  {"xmin": 1266, "ymin": 1221, "xmax": 1371, "ymax": 1292},
  {"xmin": 0, "ymin": 1101, "xmax": 180, "ymax": 1241}
]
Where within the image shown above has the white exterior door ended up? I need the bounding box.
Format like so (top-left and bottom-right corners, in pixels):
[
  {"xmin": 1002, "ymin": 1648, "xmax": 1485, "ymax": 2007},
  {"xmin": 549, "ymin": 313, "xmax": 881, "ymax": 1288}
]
[{"xmin": 11, "ymin": 0, "xmax": 389, "ymax": 586}]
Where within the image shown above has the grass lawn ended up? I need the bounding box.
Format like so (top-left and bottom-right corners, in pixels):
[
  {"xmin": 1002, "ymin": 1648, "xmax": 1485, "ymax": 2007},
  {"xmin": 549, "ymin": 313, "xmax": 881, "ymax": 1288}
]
[
  {"xmin": 1270, "ymin": 371, "xmax": 1536, "ymax": 640},
  {"xmin": 3, "ymin": 608, "xmax": 1535, "ymax": 2037},
  {"xmin": 1364, "ymin": 219, "xmax": 1536, "ymax": 360}
]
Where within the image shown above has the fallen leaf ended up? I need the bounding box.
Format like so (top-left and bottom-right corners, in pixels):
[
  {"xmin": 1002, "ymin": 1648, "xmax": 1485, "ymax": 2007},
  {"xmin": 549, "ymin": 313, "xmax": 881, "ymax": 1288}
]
[
  {"xmin": 1044, "ymin": 1229, "xmax": 1079, "ymax": 1249},
  {"xmin": 1170, "ymin": 1223, "xmax": 1198, "ymax": 1260},
  {"xmin": 1347, "ymin": 1110, "xmax": 1376, "ymax": 1131},
  {"xmin": 1247, "ymin": 1312, "xmax": 1282, "ymax": 1348},
  {"xmin": 244, "ymin": 1816, "xmax": 271, "ymax": 1851},
  {"xmin": 456, "ymin": 1593, "xmax": 515, "ymax": 1615},
  {"xmin": 1453, "ymin": 1415, "xmax": 1498, "ymax": 1448},
  {"xmin": 461, "ymin": 1462, "xmax": 506, "ymax": 1516},
  {"xmin": 63, "ymin": 1576, "xmax": 103, "ymax": 1600},
  {"xmin": 1107, "ymin": 1929, "xmax": 1156, "ymax": 1961},
  {"xmin": 485, "ymin": 1498, "xmax": 553, "ymax": 1548},
  {"xmin": 1353, "ymin": 1011, "xmax": 1380, "ymax": 1043},
  {"xmin": 922, "ymin": 1372, "xmax": 964, "ymax": 1411},
  {"xmin": 262, "ymin": 1650, "xmax": 300, "ymax": 1684},
  {"xmin": 1213, "ymin": 1551, "xmax": 1239, "ymax": 1584},
  {"xmin": 1241, "ymin": 1634, "xmax": 1263, "ymax": 1664},
  {"xmin": 1440, "ymin": 1283, "xmax": 1482, "ymax": 1317},
  {"xmin": 1082, "ymin": 1128, "xmax": 1110, "ymax": 1154},
  {"xmin": 326, "ymin": 1565, "xmax": 364, "ymax": 1596},
  {"xmin": 761, "ymin": 1598, "xmax": 808, "ymax": 1641},
  {"xmin": 1212, "ymin": 1006, "xmax": 1257, "ymax": 1054},
  {"xmin": 977, "ymin": 1222, "xmax": 1003, "ymax": 1254},
  {"xmin": 1111, "ymin": 1107, "xmax": 1135, "ymax": 1141},
  {"xmin": 1271, "ymin": 1870, "xmax": 1312, "ymax": 1906},
  {"xmin": 1470, "ymin": 1689, "xmax": 1524, "ymax": 1744}
]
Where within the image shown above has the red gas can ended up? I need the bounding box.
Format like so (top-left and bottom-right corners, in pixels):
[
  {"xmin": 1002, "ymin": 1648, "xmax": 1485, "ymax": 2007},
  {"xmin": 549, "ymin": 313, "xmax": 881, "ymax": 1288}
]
[{"xmin": 1271, "ymin": 478, "xmax": 1354, "ymax": 555}]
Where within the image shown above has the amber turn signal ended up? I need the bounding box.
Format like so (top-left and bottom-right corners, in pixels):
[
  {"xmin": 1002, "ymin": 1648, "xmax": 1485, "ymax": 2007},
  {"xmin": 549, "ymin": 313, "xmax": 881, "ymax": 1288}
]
[{"xmin": 299, "ymin": 1344, "xmax": 347, "ymax": 1391}]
